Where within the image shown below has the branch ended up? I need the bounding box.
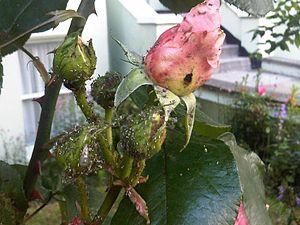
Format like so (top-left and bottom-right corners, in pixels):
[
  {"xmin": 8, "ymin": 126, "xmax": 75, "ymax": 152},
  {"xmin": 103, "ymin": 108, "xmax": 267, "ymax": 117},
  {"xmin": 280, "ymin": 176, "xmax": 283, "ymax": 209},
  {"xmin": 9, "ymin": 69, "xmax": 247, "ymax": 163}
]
[
  {"xmin": 75, "ymin": 177, "xmax": 91, "ymax": 222},
  {"xmin": 92, "ymin": 186, "xmax": 122, "ymax": 225},
  {"xmin": 74, "ymin": 87, "xmax": 98, "ymax": 123},
  {"xmin": 105, "ymin": 108, "xmax": 114, "ymax": 148},
  {"xmin": 23, "ymin": 0, "xmax": 96, "ymax": 199}
]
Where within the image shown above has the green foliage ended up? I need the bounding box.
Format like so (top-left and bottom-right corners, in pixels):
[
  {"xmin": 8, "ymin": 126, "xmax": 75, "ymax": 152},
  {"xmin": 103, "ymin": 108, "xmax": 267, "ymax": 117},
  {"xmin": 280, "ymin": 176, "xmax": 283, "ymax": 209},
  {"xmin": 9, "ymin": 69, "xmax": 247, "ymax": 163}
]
[
  {"xmin": 0, "ymin": 161, "xmax": 27, "ymax": 223},
  {"xmin": 231, "ymin": 93, "xmax": 277, "ymax": 154},
  {"xmin": 114, "ymin": 68, "xmax": 153, "ymax": 108},
  {"xmin": 266, "ymin": 138, "xmax": 300, "ymax": 190},
  {"xmin": 0, "ymin": 194, "xmax": 17, "ymax": 225},
  {"xmin": 0, "ymin": 0, "xmax": 80, "ymax": 56},
  {"xmin": 230, "ymin": 88, "xmax": 300, "ymax": 224},
  {"xmin": 220, "ymin": 133, "xmax": 272, "ymax": 225},
  {"xmin": 158, "ymin": 0, "xmax": 274, "ymax": 16},
  {"xmin": 112, "ymin": 130, "xmax": 242, "ymax": 225},
  {"xmin": 0, "ymin": 1, "xmax": 274, "ymax": 224},
  {"xmin": 252, "ymin": 0, "xmax": 300, "ymax": 55},
  {"xmin": 267, "ymin": 197, "xmax": 300, "ymax": 225},
  {"xmin": 36, "ymin": 156, "xmax": 106, "ymax": 224},
  {"xmin": 224, "ymin": 0, "xmax": 274, "ymax": 17},
  {"xmin": 56, "ymin": 175, "xmax": 106, "ymax": 223}
]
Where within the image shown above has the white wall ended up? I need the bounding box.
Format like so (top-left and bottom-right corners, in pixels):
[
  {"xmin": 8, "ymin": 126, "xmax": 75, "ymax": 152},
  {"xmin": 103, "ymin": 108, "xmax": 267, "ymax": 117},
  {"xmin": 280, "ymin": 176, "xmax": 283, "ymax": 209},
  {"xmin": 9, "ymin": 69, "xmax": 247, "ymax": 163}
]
[
  {"xmin": 106, "ymin": 0, "xmax": 157, "ymax": 75},
  {"xmin": 0, "ymin": 54, "xmax": 25, "ymax": 149},
  {"xmin": 106, "ymin": 0, "xmax": 181, "ymax": 74}
]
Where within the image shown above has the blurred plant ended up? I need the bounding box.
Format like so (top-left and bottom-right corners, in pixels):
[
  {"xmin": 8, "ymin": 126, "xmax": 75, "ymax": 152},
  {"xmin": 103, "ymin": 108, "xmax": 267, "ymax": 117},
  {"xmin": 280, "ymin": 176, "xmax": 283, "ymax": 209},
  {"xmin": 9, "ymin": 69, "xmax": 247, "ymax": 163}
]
[
  {"xmin": 251, "ymin": 0, "xmax": 300, "ymax": 57},
  {"xmin": 230, "ymin": 90, "xmax": 277, "ymax": 156},
  {"xmin": 231, "ymin": 78, "xmax": 300, "ymax": 224},
  {"xmin": 0, "ymin": 129, "xmax": 27, "ymax": 164},
  {"xmin": 288, "ymin": 85, "xmax": 300, "ymax": 115}
]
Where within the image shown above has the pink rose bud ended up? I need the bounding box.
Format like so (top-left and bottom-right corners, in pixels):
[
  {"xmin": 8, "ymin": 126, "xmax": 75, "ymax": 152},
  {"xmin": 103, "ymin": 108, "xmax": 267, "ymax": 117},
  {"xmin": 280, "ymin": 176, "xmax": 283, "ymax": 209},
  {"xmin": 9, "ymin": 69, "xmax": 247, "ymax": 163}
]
[
  {"xmin": 145, "ymin": 0, "xmax": 225, "ymax": 96},
  {"xmin": 235, "ymin": 203, "xmax": 249, "ymax": 225}
]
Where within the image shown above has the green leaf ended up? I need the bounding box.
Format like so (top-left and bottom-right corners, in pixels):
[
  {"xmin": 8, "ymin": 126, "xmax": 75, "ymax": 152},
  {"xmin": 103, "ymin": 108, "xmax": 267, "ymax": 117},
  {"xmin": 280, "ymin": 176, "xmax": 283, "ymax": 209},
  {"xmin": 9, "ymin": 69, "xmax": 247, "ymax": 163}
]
[
  {"xmin": 158, "ymin": 0, "xmax": 274, "ymax": 16},
  {"xmin": 158, "ymin": 0, "xmax": 205, "ymax": 13},
  {"xmin": 58, "ymin": 184, "xmax": 81, "ymax": 223},
  {"xmin": 219, "ymin": 133, "xmax": 272, "ymax": 225},
  {"xmin": 174, "ymin": 104, "xmax": 231, "ymax": 139},
  {"xmin": 154, "ymin": 85, "xmax": 180, "ymax": 121},
  {"xmin": 0, "ymin": 10, "xmax": 83, "ymax": 56},
  {"xmin": 0, "ymin": 0, "xmax": 67, "ymax": 46},
  {"xmin": 112, "ymin": 38, "xmax": 144, "ymax": 66},
  {"xmin": 0, "ymin": 56, "xmax": 3, "ymax": 94},
  {"xmin": 193, "ymin": 109, "xmax": 231, "ymax": 139},
  {"xmin": 111, "ymin": 130, "xmax": 242, "ymax": 225},
  {"xmin": 115, "ymin": 68, "xmax": 153, "ymax": 108},
  {"xmin": 225, "ymin": 0, "xmax": 274, "ymax": 16},
  {"xmin": 57, "ymin": 176, "xmax": 105, "ymax": 223},
  {"xmin": 40, "ymin": 157, "xmax": 64, "ymax": 192},
  {"xmin": 181, "ymin": 93, "xmax": 196, "ymax": 150},
  {"xmin": 0, "ymin": 161, "xmax": 27, "ymax": 221}
]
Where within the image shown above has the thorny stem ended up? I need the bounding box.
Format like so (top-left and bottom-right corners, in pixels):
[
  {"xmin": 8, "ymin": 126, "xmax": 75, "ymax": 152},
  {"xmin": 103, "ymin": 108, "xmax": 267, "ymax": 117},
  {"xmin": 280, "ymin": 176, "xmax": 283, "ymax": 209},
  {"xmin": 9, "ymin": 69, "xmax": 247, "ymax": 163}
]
[
  {"xmin": 74, "ymin": 87, "xmax": 98, "ymax": 123},
  {"xmin": 23, "ymin": 0, "xmax": 96, "ymax": 200},
  {"xmin": 75, "ymin": 177, "xmax": 91, "ymax": 223},
  {"xmin": 23, "ymin": 76, "xmax": 63, "ymax": 198},
  {"xmin": 92, "ymin": 186, "xmax": 122, "ymax": 225}
]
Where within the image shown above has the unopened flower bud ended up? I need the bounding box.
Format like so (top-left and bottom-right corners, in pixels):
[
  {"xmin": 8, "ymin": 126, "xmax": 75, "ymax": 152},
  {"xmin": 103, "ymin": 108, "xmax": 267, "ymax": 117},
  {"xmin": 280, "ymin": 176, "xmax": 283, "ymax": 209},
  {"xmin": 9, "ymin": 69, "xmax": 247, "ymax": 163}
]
[
  {"xmin": 91, "ymin": 72, "xmax": 122, "ymax": 109},
  {"xmin": 54, "ymin": 126, "xmax": 103, "ymax": 179},
  {"xmin": 144, "ymin": 0, "xmax": 225, "ymax": 96},
  {"xmin": 120, "ymin": 107, "xmax": 167, "ymax": 159},
  {"xmin": 53, "ymin": 33, "xmax": 97, "ymax": 90}
]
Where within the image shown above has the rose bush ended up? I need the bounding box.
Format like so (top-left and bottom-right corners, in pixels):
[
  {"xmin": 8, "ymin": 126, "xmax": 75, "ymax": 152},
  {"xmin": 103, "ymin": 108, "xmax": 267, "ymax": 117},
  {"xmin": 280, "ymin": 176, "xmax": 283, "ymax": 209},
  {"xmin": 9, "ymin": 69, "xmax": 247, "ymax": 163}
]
[{"xmin": 0, "ymin": 0, "xmax": 275, "ymax": 224}]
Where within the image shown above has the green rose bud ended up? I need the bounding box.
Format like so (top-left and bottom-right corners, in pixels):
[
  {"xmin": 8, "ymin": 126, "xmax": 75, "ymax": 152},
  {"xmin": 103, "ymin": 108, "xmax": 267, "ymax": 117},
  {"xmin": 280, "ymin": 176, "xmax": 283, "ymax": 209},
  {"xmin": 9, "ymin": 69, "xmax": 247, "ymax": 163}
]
[
  {"xmin": 53, "ymin": 33, "xmax": 97, "ymax": 90},
  {"xmin": 54, "ymin": 125, "xmax": 104, "ymax": 180},
  {"xmin": 120, "ymin": 107, "xmax": 167, "ymax": 160},
  {"xmin": 91, "ymin": 72, "xmax": 122, "ymax": 109}
]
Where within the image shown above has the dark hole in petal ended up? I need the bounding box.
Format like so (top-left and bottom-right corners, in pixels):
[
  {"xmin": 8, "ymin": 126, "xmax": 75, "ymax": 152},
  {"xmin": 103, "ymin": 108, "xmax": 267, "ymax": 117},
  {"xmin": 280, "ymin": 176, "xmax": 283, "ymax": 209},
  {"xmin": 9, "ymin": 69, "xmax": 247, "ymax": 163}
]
[{"xmin": 184, "ymin": 73, "xmax": 193, "ymax": 85}]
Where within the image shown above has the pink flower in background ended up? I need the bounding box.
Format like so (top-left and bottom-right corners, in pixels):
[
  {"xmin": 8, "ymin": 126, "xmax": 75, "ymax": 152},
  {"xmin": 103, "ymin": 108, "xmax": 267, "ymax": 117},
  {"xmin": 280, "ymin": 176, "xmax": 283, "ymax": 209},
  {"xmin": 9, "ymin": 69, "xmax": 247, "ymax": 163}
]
[
  {"xmin": 258, "ymin": 85, "xmax": 267, "ymax": 96},
  {"xmin": 144, "ymin": 0, "xmax": 225, "ymax": 96},
  {"xmin": 235, "ymin": 203, "xmax": 249, "ymax": 225}
]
